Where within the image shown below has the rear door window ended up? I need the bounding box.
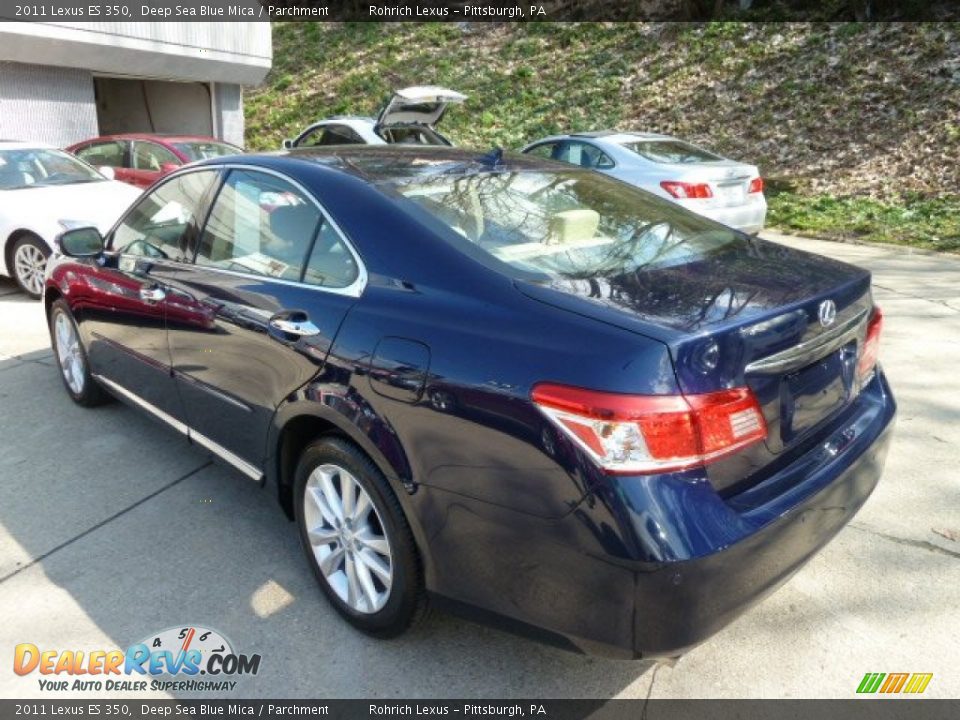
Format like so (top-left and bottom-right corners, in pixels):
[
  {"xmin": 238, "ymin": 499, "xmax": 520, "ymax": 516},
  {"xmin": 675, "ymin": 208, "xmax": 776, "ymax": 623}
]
[
  {"xmin": 76, "ymin": 141, "xmax": 127, "ymax": 168},
  {"xmin": 132, "ymin": 141, "xmax": 180, "ymax": 171}
]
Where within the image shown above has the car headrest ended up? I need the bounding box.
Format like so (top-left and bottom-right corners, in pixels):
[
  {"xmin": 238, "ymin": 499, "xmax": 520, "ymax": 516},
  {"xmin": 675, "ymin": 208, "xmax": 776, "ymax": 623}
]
[
  {"xmin": 269, "ymin": 203, "xmax": 318, "ymax": 244},
  {"xmin": 548, "ymin": 209, "xmax": 600, "ymax": 245}
]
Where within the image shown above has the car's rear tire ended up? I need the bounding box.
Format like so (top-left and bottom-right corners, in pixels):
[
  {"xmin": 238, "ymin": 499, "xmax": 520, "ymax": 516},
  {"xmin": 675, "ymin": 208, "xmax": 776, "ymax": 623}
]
[
  {"xmin": 49, "ymin": 299, "xmax": 109, "ymax": 407},
  {"xmin": 12, "ymin": 234, "xmax": 49, "ymax": 300},
  {"xmin": 294, "ymin": 436, "xmax": 427, "ymax": 637}
]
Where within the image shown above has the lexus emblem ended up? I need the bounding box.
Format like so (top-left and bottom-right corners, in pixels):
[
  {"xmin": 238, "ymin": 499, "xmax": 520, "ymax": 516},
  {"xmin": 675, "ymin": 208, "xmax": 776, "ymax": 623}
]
[{"xmin": 818, "ymin": 299, "xmax": 837, "ymax": 328}]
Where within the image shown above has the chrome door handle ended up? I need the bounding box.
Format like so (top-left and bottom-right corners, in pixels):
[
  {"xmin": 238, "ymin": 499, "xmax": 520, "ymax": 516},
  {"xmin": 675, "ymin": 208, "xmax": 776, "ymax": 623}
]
[
  {"xmin": 139, "ymin": 286, "xmax": 166, "ymax": 303},
  {"xmin": 269, "ymin": 318, "xmax": 320, "ymax": 337}
]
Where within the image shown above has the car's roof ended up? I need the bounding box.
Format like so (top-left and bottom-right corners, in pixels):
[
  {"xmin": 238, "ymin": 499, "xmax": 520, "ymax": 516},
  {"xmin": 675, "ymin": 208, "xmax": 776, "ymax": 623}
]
[
  {"xmin": 75, "ymin": 133, "xmax": 233, "ymax": 144},
  {"xmin": 0, "ymin": 140, "xmax": 54, "ymax": 150},
  {"xmin": 530, "ymin": 131, "xmax": 673, "ymax": 146},
  {"xmin": 202, "ymin": 145, "xmax": 566, "ymax": 184}
]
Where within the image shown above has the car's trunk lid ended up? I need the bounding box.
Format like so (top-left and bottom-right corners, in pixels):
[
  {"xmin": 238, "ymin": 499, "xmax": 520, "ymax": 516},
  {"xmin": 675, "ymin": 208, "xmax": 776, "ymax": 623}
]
[
  {"xmin": 515, "ymin": 238, "xmax": 873, "ymax": 481},
  {"xmin": 375, "ymin": 86, "xmax": 467, "ymax": 132}
]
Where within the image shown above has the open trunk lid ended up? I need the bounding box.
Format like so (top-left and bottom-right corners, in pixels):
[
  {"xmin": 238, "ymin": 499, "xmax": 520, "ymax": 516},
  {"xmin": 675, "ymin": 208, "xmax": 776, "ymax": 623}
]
[{"xmin": 375, "ymin": 86, "xmax": 467, "ymax": 132}]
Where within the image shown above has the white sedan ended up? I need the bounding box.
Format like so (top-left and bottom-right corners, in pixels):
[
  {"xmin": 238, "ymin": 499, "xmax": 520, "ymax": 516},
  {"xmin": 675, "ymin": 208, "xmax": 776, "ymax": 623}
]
[
  {"xmin": 521, "ymin": 131, "xmax": 767, "ymax": 235},
  {"xmin": 0, "ymin": 141, "xmax": 141, "ymax": 298},
  {"xmin": 283, "ymin": 86, "xmax": 467, "ymax": 149}
]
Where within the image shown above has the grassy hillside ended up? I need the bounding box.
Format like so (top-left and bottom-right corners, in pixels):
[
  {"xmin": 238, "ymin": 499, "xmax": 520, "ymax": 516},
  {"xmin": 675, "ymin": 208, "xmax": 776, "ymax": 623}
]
[{"xmin": 245, "ymin": 22, "xmax": 960, "ymax": 251}]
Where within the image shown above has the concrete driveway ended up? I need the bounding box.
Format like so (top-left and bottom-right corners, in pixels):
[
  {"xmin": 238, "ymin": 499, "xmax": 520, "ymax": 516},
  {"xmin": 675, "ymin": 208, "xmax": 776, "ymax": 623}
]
[{"xmin": 0, "ymin": 233, "xmax": 957, "ymax": 699}]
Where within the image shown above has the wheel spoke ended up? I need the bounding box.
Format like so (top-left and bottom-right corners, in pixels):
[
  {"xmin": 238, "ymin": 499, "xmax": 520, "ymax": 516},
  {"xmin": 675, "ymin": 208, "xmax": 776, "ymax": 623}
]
[
  {"xmin": 345, "ymin": 552, "xmax": 361, "ymax": 608},
  {"xmin": 350, "ymin": 489, "xmax": 371, "ymax": 524},
  {"xmin": 317, "ymin": 545, "xmax": 344, "ymax": 576},
  {"xmin": 354, "ymin": 556, "xmax": 380, "ymax": 610},
  {"xmin": 307, "ymin": 486, "xmax": 339, "ymax": 529},
  {"xmin": 340, "ymin": 471, "xmax": 356, "ymax": 519},
  {"xmin": 318, "ymin": 470, "xmax": 345, "ymax": 525},
  {"xmin": 357, "ymin": 547, "xmax": 392, "ymax": 585},
  {"xmin": 356, "ymin": 529, "xmax": 390, "ymax": 557},
  {"xmin": 307, "ymin": 524, "xmax": 339, "ymax": 546}
]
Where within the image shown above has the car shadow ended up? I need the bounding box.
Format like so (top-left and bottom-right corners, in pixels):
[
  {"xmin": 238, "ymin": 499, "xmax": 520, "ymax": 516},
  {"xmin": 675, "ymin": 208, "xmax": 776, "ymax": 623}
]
[{"xmin": 0, "ymin": 343, "xmax": 653, "ymax": 699}]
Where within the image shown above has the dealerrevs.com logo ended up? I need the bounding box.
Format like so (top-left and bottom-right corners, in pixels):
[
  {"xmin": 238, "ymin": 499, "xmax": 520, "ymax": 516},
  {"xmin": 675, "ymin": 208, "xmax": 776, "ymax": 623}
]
[{"xmin": 14, "ymin": 625, "xmax": 261, "ymax": 693}]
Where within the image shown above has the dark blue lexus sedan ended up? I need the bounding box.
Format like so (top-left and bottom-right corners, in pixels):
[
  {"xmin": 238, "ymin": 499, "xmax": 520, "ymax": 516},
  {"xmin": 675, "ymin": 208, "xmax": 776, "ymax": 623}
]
[{"xmin": 45, "ymin": 147, "xmax": 895, "ymax": 658}]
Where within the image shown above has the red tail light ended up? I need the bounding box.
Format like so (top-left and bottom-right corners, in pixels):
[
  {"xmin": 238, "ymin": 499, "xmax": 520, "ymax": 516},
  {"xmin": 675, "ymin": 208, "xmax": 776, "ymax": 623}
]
[
  {"xmin": 660, "ymin": 181, "xmax": 713, "ymax": 199},
  {"xmin": 531, "ymin": 383, "xmax": 767, "ymax": 475},
  {"xmin": 857, "ymin": 307, "xmax": 883, "ymax": 384},
  {"xmin": 748, "ymin": 177, "xmax": 764, "ymax": 194}
]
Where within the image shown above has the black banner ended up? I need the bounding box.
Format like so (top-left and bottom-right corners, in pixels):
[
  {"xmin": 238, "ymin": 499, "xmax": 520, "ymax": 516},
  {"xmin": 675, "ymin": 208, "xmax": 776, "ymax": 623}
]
[
  {"xmin": 1, "ymin": 0, "xmax": 959, "ymax": 22},
  {"xmin": 1, "ymin": 700, "xmax": 959, "ymax": 720}
]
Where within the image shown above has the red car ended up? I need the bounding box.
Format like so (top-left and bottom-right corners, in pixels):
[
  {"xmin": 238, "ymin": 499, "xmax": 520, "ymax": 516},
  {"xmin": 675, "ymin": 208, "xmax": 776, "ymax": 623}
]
[{"xmin": 66, "ymin": 134, "xmax": 242, "ymax": 189}]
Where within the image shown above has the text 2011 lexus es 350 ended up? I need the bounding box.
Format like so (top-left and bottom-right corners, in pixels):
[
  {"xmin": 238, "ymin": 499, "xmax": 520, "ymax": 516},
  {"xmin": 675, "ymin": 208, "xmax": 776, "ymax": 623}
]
[{"xmin": 45, "ymin": 147, "xmax": 895, "ymax": 658}]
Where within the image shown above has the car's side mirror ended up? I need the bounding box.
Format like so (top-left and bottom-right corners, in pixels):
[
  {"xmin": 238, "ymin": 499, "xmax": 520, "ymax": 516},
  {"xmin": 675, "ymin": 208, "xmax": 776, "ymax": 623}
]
[
  {"xmin": 58, "ymin": 227, "xmax": 104, "ymax": 258},
  {"xmin": 282, "ymin": 139, "xmax": 293, "ymax": 150},
  {"xmin": 98, "ymin": 166, "xmax": 116, "ymax": 180},
  {"xmin": 160, "ymin": 162, "xmax": 180, "ymax": 173}
]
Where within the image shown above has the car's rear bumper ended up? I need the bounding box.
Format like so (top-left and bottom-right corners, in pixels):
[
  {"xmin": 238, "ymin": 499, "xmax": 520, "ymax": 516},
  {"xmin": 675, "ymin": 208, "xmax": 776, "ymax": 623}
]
[
  {"xmin": 425, "ymin": 371, "xmax": 895, "ymax": 659},
  {"xmin": 611, "ymin": 370, "xmax": 896, "ymax": 657},
  {"xmin": 677, "ymin": 195, "xmax": 768, "ymax": 234}
]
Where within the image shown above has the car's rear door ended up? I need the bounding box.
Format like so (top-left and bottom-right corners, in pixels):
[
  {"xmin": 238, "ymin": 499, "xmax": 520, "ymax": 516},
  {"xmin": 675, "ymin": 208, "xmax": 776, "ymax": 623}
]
[
  {"xmin": 129, "ymin": 141, "xmax": 179, "ymax": 188},
  {"xmin": 80, "ymin": 169, "xmax": 221, "ymax": 422},
  {"xmin": 165, "ymin": 166, "xmax": 364, "ymax": 471}
]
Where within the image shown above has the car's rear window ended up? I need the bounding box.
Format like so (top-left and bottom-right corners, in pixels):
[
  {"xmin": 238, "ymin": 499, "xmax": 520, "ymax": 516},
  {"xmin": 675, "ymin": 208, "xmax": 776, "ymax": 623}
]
[
  {"xmin": 621, "ymin": 140, "xmax": 722, "ymax": 164},
  {"xmin": 173, "ymin": 141, "xmax": 241, "ymax": 162},
  {"xmin": 390, "ymin": 167, "xmax": 740, "ymax": 282}
]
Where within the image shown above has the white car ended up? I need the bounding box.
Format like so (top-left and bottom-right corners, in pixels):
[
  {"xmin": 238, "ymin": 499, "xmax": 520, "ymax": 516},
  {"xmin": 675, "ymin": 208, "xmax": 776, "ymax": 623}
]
[
  {"xmin": 0, "ymin": 141, "xmax": 141, "ymax": 298},
  {"xmin": 283, "ymin": 86, "xmax": 467, "ymax": 148},
  {"xmin": 521, "ymin": 131, "xmax": 767, "ymax": 235}
]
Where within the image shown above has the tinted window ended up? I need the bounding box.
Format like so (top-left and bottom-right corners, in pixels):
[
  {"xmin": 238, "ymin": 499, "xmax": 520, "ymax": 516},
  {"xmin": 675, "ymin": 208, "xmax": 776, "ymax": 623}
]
[
  {"xmin": 378, "ymin": 126, "xmax": 447, "ymax": 146},
  {"xmin": 172, "ymin": 141, "xmax": 241, "ymax": 161},
  {"xmin": 196, "ymin": 170, "xmax": 322, "ymax": 282},
  {"xmin": 555, "ymin": 142, "xmax": 615, "ymax": 170},
  {"xmin": 302, "ymin": 221, "xmax": 359, "ymax": 288},
  {"xmin": 76, "ymin": 141, "xmax": 126, "ymax": 168},
  {"xmin": 133, "ymin": 141, "xmax": 180, "ymax": 171},
  {"xmin": 112, "ymin": 170, "xmax": 218, "ymax": 261},
  {"xmin": 298, "ymin": 125, "xmax": 365, "ymax": 147},
  {"xmin": 621, "ymin": 140, "xmax": 722, "ymax": 164},
  {"xmin": 524, "ymin": 143, "xmax": 558, "ymax": 160}
]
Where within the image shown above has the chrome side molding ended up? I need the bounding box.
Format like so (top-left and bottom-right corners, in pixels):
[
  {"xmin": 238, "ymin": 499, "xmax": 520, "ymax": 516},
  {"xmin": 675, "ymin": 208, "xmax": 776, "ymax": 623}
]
[{"xmin": 93, "ymin": 374, "xmax": 263, "ymax": 482}]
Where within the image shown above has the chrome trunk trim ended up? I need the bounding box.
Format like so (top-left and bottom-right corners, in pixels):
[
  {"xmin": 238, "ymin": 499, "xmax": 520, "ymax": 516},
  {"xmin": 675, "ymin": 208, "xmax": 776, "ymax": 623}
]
[{"xmin": 744, "ymin": 309, "xmax": 868, "ymax": 375}]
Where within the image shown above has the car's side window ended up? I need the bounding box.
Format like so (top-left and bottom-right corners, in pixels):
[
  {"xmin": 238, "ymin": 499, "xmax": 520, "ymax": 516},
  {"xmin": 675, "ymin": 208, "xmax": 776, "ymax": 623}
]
[
  {"xmin": 196, "ymin": 170, "xmax": 323, "ymax": 282},
  {"xmin": 111, "ymin": 170, "xmax": 218, "ymax": 261},
  {"xmin": 525, "ymin": 143, "xmax": 558, "ymax": 160},
  {"xmin": 76, "ymin": 141, "xmax": 126, "ymax": 168},
  {"xmin": 556, "ymin": 141, "xmax": 615, "ymax": 170},
  {"xmin": 133, "ymin": 141, "xmax": 179, "ymax": 171},
  {"xmin": 302, "ymin": 221, "xmax": 359, "ymax": 288}
]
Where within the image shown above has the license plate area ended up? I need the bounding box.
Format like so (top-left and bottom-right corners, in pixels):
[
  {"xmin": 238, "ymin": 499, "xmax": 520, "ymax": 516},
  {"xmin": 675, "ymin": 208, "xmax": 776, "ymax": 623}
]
[
  {"xmin": 715, "ymin": 181, "xmax": 746, "ymax": 207},
  {"xmin": 780, "ymin": 343, "xmax": 856, "ymax": 445}
]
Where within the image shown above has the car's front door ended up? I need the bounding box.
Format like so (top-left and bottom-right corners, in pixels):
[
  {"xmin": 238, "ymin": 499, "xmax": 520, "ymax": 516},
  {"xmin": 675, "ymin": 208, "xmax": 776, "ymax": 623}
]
[
  {"xmin": 165, "ymin": 167, "xmax": 363, "ymax": 469},
  {"xmin": 80, "ymin": 169, "xmax": 220, "ymax": 421}
]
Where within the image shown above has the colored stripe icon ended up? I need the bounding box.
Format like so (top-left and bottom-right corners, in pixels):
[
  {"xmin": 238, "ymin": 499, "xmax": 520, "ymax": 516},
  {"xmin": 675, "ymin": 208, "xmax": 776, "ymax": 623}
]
[{"xmin": 857, "ymin": 672, "xmax": 933, "ymax": 694}]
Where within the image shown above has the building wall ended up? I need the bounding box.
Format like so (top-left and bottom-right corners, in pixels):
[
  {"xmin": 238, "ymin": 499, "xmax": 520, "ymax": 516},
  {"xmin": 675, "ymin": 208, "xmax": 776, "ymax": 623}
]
[
  {"xmin": 0, "ymin": 62, "xmax": 98, "ymax": 147},
  {"xmin": 214, "ymin": 83, "xmax": 245, "ymax": 147},
  {"xmin": 0, "ymin": 22, "xmax": 271, "ymax": 85}
]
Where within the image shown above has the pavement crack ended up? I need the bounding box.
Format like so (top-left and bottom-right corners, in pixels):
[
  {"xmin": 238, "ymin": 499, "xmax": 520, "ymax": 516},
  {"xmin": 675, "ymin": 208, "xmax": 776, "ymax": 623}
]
[
  {"xmin": 872, "ymin": 283, "xmax": 960, "ymax": 313},
  {"xmin": 849, "ymin": 523, "xmax": 960, "ymax": 560},
  {"xmin": 0, "ymin": 461, "xmax": 212, "ymax": 584}
]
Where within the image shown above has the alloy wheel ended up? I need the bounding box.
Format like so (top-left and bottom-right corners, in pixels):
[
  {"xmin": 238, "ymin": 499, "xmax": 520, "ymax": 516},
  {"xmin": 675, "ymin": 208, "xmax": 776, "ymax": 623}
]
[
  {"xmin": 14, "ymin": 243, "xmax": 46, "ymax": 296},
  {"xmin": 54, "ymin": 312, "xmax": 86, "ymax": 395},
  {"xmin": 303, "ymin": 463, "xmax": 393, "ymax": 614}
]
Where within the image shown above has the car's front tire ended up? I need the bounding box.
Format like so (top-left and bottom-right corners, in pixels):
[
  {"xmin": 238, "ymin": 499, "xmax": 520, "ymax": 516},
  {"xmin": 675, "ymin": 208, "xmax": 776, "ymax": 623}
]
[
  {"xmin": 49, "ymin": 299, "xmax": 109, "ymax": 407},
  {"xmin": 12, "ymin": 234, "xmax": 50, "ymax": 299},
  {"xmin": 294, "ymin": 436, "xmax": 427, "ymax": 637}
]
